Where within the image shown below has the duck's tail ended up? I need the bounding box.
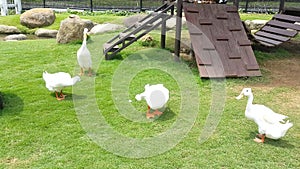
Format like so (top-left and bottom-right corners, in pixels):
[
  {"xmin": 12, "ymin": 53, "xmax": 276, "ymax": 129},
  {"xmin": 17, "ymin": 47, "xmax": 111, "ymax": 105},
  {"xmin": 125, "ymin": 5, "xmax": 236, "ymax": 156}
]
[{"xmin": 281, "ymin": 120, "xmax": 293, "ymax": 137}]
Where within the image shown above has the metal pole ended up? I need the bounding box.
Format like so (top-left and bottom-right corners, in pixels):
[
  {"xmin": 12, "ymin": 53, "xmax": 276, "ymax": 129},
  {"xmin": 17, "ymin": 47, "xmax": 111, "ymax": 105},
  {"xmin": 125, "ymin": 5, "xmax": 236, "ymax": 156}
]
[
  {"xmin": 43, "ymin": 0, "xmax": 46, "ymax": 8},
  {"xmin": 140, "ymin": 0, "xmax": 142, "ymax": 12},
  {"xmin": 90, "ymin": 0, "xmax": 93, "ymax": 12},
  {"xmin": 174, "ymin": 0, "xmax": 183, "ymax": 61}
]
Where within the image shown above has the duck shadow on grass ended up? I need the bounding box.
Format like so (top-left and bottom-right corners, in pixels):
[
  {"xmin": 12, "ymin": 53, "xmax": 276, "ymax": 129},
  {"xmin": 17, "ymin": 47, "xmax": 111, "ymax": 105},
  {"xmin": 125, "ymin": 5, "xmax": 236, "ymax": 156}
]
[
  {"xmin": 247, "ymin": 131, "xmax": 295, "ymax": 148},
  {"xmin": 154, "ymin": 107, "xmax": 176, "ymax": 121},
  {"xmin": 0, "ymin": 92, "xmax": 24, "ymax": 116},
  {"xmin": 49, "ymin": 93, "xmax": 87, "ymax": 101}
]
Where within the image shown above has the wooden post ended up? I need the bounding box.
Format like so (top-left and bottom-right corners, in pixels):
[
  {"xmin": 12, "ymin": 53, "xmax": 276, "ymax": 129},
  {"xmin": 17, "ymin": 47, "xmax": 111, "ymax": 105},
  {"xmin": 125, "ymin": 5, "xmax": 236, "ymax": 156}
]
[
  {"xmin": 174, "ymin": 0, "xmax": 183, "ymax": 61},
  {"xmin": 90, "ymin": 0, "xmax": 93, "ymax": 12},
  {"xmin": 245, "ymin": 0, "xmax": 249, "ymax": 13},
  {"xmin": 43, "ymin": 0, "xmax": 46, "ymax": 8},
  {"xmin": 233, "ymin": 0, "xmax": 239, "ymax": 9},
  {"xmin": 279, "ymin": 0, "xmax": 285, "ymax": 13},
  {"xmin": 161, "ymin": 14, "xmax": 166, "ymax": 49}
]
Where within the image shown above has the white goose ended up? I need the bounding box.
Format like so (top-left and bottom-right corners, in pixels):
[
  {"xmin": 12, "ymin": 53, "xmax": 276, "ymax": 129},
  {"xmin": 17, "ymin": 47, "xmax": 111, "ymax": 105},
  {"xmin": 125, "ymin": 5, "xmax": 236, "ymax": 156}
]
[
  {"xmin": 77, "ymin": 28, "xmax": 92, "ymax": 76},
  {"xmin": 236, "ymin": 88, "xmax": 293, "ymax": 143},
  {"xmin": 43, "ymin": 71, "xmax": 80, "ymax": 100},
  {"xmin": 135, "ymin": 84, "xmax": 169, "ymax": 119}
]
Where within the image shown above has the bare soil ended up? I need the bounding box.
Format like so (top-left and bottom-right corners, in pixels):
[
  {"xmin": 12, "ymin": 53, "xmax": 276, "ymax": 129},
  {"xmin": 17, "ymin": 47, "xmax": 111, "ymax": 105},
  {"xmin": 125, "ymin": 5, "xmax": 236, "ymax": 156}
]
[{"xmin": 258, "ymin": 40, "xmax": 300, "ymax": 88}]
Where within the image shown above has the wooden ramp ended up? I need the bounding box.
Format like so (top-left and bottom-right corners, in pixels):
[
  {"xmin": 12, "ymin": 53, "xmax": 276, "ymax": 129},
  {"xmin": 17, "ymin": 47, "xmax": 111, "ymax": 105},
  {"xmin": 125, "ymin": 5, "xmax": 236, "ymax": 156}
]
[
  {"xmin": 183, "ymin": 3, "xmax": 261, "ymax": 78},
  {"xmin": 253, "ymin": 14, "xmax": 300, "ymax": 47}
]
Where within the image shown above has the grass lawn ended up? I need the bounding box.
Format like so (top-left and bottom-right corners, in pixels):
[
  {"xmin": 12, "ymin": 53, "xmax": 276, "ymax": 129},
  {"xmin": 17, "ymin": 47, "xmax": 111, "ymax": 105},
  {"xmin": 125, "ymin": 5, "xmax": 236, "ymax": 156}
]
[{"xmin": 0, "ymin": 11, "xmax": 299, "ymax": 168}]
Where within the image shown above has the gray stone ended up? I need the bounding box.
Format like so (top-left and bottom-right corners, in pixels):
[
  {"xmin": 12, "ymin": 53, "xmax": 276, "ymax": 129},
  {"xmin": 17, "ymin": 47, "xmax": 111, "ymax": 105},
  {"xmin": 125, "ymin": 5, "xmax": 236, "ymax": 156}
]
[
  {"xmin": 4, "ymin": 34, "xmax": 27, "ymax": 41},
  {"xmin": 123, "ymin": 14, "xmax": 147, "ymax": 28},
  {"xmin": 56, "ymin": 14, "xmax": 94, "ymax": 44},
  {"xmin": 20, "ymin": 8, "xmax": 56, "ymax": 28},
  {"xmin": 244, "ymin": 20, "xmax": 268, "ymax": 31},
  {"xmin": 0, "ymin": 25, "xmax": 21, "ymax": 34},
  {"xmin": 35, "ymin": 28, "xmax": 58, "ymax": 38},
  {"xmin": 89, "ymin": 23, "xmax": 124, "ymax": 34}
]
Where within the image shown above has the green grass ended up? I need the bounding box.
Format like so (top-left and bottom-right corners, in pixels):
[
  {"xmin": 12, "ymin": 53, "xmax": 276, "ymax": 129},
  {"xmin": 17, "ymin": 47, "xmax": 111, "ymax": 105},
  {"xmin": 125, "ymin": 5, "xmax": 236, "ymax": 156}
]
[
  {"xmin": 0, "ymin": 12, "xmax": 127, "ymax": 34},
  {"xmin": 0, "ymin": 13, "xmax": 299, "ymax": 168}
]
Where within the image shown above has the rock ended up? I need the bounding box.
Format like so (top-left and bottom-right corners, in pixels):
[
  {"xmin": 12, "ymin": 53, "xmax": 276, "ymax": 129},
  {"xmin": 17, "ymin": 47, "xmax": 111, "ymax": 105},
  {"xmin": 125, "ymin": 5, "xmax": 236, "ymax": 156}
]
[
  {"xmin": 89, "ymin": 23, "xmax": 124, "ymax": 34},
  {"xmin": 4, "ymin": 34, "xmax": 27, "ymax": 41},
  {"xmin": 244, "ymin": 20, "xmax": 268, "ymax": 31},
  {"xmin": 0, "ymin": 25, "xmax": 21, "ymax": 34},
  {"xmin": 20, "ymin": 8, "xmax": 56, "ymax": 28},
  {"xmin": 35, "ymin": 28, "xmax": 58, "ymax": 38},
  {"xmin": 164, "ymin": 16, "xmax": 186, "ymax": 30},
  {"xmin": 56, "ymin": 14, "xmax": 94, "ymax": 44},
  {"xmin": 123, "ymin": 14, "xmax": 147, "ymax": 28}
]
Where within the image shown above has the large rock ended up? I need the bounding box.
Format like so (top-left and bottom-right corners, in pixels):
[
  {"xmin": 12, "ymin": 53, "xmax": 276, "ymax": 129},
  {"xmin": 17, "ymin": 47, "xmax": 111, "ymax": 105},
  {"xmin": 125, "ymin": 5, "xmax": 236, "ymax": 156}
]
[
  {"xmin": 0, "ymin": 25, "xmax": 21, "ymax": 34},
  {"xmin": 123, "ymin": 14, "xmax": 147, "ymax": 28},
  {"xmin": 89, "ymin": 23, "xmax": 124, "ymax": 34},
  {"xmin": 56, "ymin": 15, "xmax": 94, "ymax": 44},
  {"xmin": 4, "ymin": 34, "xmax": 27, "ymax": 41},
  {"xmin": 35, "ymin": 28, "xmax": 58, "ymax": 38},
  {"xmin": 244, "ymin": 20, "xmax": 268, "ymax": 31},
  {"xmin": 20, "ymin": 8, "xmax": 56, "ymax": 28}
]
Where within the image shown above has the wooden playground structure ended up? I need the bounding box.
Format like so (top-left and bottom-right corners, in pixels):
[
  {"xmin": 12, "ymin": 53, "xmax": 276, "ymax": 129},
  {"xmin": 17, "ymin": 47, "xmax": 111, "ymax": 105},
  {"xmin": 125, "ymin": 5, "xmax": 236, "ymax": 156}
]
[{"xmin": 103, "ymin": 0, "xmax": 300, "ymax": 78}]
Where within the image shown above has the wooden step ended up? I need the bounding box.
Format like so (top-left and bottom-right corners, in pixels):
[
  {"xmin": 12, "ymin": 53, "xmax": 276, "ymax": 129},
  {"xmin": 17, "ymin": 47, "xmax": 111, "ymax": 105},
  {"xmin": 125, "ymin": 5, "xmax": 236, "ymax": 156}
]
[
  {"xmin": 103, "ymin": 43, "xmax": 119, "ymax": 53},
  {"xmin": 119, "ymin": 33, "xmax": 136, "ymax": 41},
  {"xmin": 253, "ymin": 35, "xmax": 283, "ymax": 46},
  {"xmin": 273, "ymin": 14, "xmax": 300, "ymax": 22},
  {"xmin": 267, "ymin": 20, "xmax": 300, "ymax": 31},
  {"xmin": 255, "ymin": 31, "xmax": 290, "ymax": 42},
  {"xmin": 261, "ymin": 26, "xmax": 298, "ymax": 37}
]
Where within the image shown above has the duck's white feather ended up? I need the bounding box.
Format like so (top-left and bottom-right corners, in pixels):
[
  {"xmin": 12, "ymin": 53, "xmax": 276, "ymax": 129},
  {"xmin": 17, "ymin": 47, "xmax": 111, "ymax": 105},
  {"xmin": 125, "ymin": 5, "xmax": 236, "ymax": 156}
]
[
  {"xmin": 135, "ymin": 84, "xmax": 169, "ymax": 110},
  {"xmin": 77, "ymin": 28, "xmax": 92, "ymax": 69},
  {"xmin": 237, "ymin": 88, "xmax": 293, "ymax": 140},
  {"xmin": 43, "ymin": 71, "xmax": 80, "ymax": 92}
]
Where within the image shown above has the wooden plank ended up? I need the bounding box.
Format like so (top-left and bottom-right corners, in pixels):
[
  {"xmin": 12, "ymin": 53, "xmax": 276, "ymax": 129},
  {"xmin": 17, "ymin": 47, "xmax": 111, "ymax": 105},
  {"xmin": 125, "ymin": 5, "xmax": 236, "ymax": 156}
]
[
  {"xmin": 246, "ymin": 64, "xmax": 260, "ymax": 70},
  {"xmin": 184, "ymin": 4, "xmax": 260, "ymax": 78},
  {"xmin": 119, "ymin": 33, "xmax": 135, "ymax": 41},
  {"xmin": 253, "ymin": 35, "xmax": 283, "ymax": 45},
  {"xmin": 273, "ymin": 14, "xmax": 300, "ymax": 22},
  {"xmin": 238, "ymin": 39, "xmax": 252, "ymax": 46},
  {"xmin": 228, "ymin": 25, "xmax": 242, "ymax": 31},
  {"xmin": 256, "ymin": 41, "xmax": 275, "ymax": 47},
  {"xmin": 261, "ymin": 26, "xmax": 298, "ymax": 37},
  {"xmin": 216, "ymin": 13, "xmax": 228, "ymax": 19},
  {"xmin": 103, "ymin": 43, "xmax": 119, "ymax": 52},
  {"xmin": 267, "ymin": 20, "xmax": 300, "ymax": 31},
  {"xmin": 255, "ymin": 31, "xmax": 290, "ymax": 42},
  {"xmin": 199, "ymin": 19, "xmax": 213, "ymax": 25},
  {"xmin": 226, "ymin": 6, "xmax": 238, "ymax": 13}
]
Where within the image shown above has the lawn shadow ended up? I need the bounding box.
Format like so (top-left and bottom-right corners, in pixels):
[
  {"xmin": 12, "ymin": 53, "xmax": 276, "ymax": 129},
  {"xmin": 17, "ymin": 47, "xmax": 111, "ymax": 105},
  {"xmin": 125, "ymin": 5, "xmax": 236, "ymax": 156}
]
[
  {"xmin": 248, "ymin": 131, "xmax": 295, "ymax": 149},
  {"xmin": 0, "ymin": 92, "xmax": 24, "ymax": 116},
  {"xmin": 49, "ymin": 93, "xmax": 87, "ymax": 101},
  {"xmin": 156, "ymin": 107, "xmax": 176, "ymax": 121}
]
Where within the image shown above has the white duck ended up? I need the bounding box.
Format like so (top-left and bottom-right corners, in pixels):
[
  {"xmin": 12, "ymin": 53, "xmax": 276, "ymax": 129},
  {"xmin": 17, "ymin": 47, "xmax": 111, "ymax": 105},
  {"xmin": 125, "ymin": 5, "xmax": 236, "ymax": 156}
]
[
  {"xmin": 236, "ymin": 88, "xmax": 293, "ymax": 143},
  {"xmin": 43, "ymin": 71, "xmax": 80, "ymax": 100},
  {"xmin": 77, "ymin": 28, "xmax": 92, "ymax": 76},
  {"xmin": 135, "ymin": 84, "xmax": 169, "ymax": 119}
]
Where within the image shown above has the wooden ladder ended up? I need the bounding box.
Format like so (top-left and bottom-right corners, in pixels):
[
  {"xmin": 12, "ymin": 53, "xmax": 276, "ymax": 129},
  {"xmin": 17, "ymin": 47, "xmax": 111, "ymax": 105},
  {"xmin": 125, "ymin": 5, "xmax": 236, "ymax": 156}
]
[{"xmin": 103, "ymin": 1, "xmax": 175, "ymax": 60}]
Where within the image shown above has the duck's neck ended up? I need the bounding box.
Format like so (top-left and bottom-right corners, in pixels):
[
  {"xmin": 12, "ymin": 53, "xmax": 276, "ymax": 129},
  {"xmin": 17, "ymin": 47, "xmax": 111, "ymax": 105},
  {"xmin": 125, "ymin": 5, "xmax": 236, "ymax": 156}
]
[
  {"xmin": 246, "ymin": 94, "xmax": 254, "ymax": 110},
  {"xmin": 82, "ymin": 34, "xmax": 87, "ymax": 46}
]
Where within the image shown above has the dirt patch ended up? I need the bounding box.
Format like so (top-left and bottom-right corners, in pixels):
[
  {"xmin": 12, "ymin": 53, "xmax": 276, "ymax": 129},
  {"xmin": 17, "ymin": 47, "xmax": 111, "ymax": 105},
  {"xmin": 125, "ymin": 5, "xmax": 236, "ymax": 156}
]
[
  {"xmin": 259, "ymin": 39, "xmax": 300, "ymax": 88},
  {"xmin": 262, "ymin": 56, "xmax": 300, "ymax": 88}
]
